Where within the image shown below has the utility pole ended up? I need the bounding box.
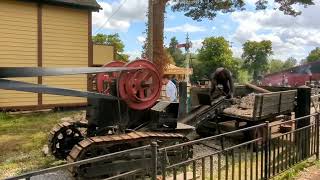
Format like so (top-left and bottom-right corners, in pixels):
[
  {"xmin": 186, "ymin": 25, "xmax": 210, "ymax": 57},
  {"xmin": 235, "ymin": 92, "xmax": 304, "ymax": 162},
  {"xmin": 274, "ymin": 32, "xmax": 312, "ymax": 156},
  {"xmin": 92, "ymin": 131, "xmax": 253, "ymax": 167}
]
[
  {"xmin": 184, "ymin": 33, "xmax": 192, "ymax": 113},
  {"xmin": 185, "ymin": 33, "xmax": 191, "ymax": 83}
]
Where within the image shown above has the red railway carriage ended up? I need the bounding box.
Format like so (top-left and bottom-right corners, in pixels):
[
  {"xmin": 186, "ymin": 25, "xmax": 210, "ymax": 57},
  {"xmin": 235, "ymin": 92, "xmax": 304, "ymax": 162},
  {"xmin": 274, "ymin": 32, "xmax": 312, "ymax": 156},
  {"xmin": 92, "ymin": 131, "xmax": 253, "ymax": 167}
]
[{"xmin": 260, "ymin": 60, "xmax": 320, "ymax": 87}]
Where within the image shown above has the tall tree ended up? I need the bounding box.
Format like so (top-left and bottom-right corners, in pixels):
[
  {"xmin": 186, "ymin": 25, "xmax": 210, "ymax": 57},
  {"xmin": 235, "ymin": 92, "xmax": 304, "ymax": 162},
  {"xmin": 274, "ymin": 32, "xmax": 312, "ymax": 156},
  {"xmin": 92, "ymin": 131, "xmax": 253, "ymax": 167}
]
[
  {"xmin": 171, "ymin": 0, "xmax": 315, "ymax": 21},
  {"xmin": 269, "ymin": 59, "xmax": 284, "ymax": 73},
  {"xmin": 306, "ymin": 47, "xmax": 320, "ymax": 62},
  {"xmin": 92, "ymin": 33, "xmax": 129, "ymax": 62},
  {"xmin": 167, "ymin": 37, "xmax": 185, "ymax": 67},
  {"xmin": 197, "ymin": 37, "xmax": 237, "ymax": 78},
  {"xmin": 242, "ymin": 40, "xmax": 273, "ymax": 80},
  {"xmin": 283, "ymin": 57, "xmax": 297, "ymax": 69},
  {"xmin": 269, "ymin": 57, "xmax": 297, "ymax": 74}
]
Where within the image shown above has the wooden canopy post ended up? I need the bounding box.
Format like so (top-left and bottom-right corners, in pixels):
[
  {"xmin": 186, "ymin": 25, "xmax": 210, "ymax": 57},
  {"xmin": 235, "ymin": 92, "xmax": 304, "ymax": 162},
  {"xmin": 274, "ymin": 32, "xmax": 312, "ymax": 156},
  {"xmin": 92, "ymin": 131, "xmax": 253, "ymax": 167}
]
[{"xmin": 178, "ymin": 82, "xmax": 187, "ymax": 118}]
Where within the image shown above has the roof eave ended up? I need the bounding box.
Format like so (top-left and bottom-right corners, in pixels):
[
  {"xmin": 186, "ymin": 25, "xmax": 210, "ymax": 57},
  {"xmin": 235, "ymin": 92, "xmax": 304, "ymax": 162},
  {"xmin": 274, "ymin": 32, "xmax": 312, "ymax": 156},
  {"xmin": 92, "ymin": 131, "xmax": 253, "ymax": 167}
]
[{"xmin": 21, "ymin": 0, "xmax": 102, "ymax": 11}]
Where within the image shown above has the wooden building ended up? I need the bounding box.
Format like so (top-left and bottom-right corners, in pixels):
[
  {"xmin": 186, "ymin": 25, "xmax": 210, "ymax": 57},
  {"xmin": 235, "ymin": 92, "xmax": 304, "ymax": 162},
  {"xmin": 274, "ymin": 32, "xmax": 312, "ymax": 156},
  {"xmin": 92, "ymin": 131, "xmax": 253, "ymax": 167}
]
[
  {"xmin": 0, "ymin": 0, "xmax": 115, "ymax": 110},
  {"xmin": 93, "ymin": 44, "xmax": 116, "ymax": 66}
]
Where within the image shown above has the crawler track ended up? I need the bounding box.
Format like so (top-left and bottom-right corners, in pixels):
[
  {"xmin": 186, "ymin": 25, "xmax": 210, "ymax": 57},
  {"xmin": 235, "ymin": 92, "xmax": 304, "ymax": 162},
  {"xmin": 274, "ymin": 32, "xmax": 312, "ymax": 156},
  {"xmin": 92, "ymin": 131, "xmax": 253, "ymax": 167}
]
[{"xmin": 67, "ymin": 132, "xmax": 192, "ymax": 179}]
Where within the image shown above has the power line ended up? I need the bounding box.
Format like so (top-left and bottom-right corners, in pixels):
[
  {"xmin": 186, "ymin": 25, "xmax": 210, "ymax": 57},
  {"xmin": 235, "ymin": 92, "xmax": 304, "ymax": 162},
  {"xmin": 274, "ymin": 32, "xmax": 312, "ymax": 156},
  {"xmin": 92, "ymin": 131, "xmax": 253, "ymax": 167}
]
[{"xmin": 94, "ymin": 0, "xmax": 128, "ymax": 34}]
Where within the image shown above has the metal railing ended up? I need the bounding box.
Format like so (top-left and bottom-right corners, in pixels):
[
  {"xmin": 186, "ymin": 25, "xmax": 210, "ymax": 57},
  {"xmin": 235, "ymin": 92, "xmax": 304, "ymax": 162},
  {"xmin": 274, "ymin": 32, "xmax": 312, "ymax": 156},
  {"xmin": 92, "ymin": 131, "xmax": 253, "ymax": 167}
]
[
  {"xmin": 5, "ymin": 114, "xmax": 320, "ymax": 180},
  {"xmin": 5, "ymin": 145, "xmax": 153, "ymax": 180},
  {"xmin": 157, "ymin": 113, "xmax": 319, "ymax": 180}
]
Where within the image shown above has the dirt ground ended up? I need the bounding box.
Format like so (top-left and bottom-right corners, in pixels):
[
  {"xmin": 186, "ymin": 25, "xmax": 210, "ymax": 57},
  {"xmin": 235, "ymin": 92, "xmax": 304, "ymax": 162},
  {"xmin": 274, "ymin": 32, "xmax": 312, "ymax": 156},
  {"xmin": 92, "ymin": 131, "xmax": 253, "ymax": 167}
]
[{"xmin": 295, "ymin": 165, "xmax": 320, "ymax": 180}]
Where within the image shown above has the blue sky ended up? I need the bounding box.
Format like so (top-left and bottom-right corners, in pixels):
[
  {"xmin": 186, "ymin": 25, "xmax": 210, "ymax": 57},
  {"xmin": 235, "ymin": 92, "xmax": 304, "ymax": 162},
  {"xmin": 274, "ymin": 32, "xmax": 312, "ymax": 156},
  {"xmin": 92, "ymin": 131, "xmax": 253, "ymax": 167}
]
[{"xmin": 93, "ymin": 0, "xmax": 320, "ymax": 61}]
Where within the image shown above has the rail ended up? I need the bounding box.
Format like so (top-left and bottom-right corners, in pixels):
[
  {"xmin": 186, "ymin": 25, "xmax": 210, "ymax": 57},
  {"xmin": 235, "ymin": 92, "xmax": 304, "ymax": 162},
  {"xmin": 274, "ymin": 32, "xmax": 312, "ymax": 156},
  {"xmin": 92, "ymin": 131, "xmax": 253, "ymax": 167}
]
[
  {"xmin": 5, "ymin": 113, "xmax": 320, "ymax": 180},
  {"xmin": 5, "ymin": 145, "xmax": 152, "ymax": 180}
]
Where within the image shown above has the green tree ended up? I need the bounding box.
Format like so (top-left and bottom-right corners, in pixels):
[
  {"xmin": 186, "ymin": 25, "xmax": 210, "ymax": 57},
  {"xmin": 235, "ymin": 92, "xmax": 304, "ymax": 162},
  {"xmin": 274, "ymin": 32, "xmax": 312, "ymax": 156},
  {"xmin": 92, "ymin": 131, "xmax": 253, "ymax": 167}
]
[
  {"xmin": 92, "ymin": 33, "xmax": 129, "ymax": 62},
  {"xmin": 306, "ymin": 47, "xmax": 320, "ymax": 62},
  {"xmin": 167, "ymin": 37, "xmax": 186, "ymax": 67},
  {"xmin": 237, "ymin": 69, "xmax": 251, "ymax": 83},
  {"xmin": 171, "ymin": 0, "xmax": 314, "ymax": 21},
  {"xmin": 190, "ymin": 56, "xmax": 204, "ymax": 83},
  {"xmin": 283, "ymin": 57, "xmax": 297, "ymax": 69},
  {"xmin": 197, "ymin": 37, "xmax": 237, "ymax": 78},
  {"xmin": 269, "ymin": 57, "xmax": 297, "ymax": 74},
  {"xmin": 242, "ymin": 40, "xmax": 273, "ymax": 80},
  {"xmin": 269, "ymin": 59, "xmax": 284, "ymax": 73}
]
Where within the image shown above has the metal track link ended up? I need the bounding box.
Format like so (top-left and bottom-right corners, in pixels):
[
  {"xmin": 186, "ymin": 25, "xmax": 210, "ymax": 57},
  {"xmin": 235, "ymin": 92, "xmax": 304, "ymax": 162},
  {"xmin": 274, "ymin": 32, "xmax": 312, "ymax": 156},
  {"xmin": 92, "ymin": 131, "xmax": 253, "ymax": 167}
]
[
  {"xmin": 68, "ymin": 131, "xmax": 185, "ymax": 161},
  {"xmin": 67, "ymin": 132, "xmax": 190, "ymax": 179}
]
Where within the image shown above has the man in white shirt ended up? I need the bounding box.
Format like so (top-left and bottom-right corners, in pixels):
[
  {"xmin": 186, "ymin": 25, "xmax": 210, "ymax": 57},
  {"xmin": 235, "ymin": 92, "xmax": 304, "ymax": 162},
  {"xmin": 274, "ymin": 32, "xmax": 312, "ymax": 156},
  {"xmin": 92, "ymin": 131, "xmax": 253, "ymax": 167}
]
[{"xmin": 162, "ymin": 75, "xmax": 177, "ymax": 102}]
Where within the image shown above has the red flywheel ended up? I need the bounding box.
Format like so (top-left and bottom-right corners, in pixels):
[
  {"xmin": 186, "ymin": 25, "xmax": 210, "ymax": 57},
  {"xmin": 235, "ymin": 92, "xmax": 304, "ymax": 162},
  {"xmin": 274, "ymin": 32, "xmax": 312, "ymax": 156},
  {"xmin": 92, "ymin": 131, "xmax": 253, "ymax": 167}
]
[
  {"xmin": 96, "ymin": 61, "xmax": 125, "ymax": 95},
  {"xmin": 118, "ymin": 59, "xmax": 161, "ymax": 110}
]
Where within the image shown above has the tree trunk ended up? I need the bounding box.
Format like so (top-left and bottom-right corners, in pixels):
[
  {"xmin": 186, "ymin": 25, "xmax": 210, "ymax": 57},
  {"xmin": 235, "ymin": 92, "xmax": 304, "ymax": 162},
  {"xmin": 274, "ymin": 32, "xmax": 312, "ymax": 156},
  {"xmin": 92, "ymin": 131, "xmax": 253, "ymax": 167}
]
[{"xmin": 148, "ymin": 0, "xmax": 168, "ymax": 75}]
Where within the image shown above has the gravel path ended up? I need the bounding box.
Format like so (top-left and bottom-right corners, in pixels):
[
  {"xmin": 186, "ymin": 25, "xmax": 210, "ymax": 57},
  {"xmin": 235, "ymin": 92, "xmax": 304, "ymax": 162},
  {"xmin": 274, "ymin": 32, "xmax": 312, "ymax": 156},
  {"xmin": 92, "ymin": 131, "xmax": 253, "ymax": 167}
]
[{"xmin": 30, "ymin": 170, "xmax": 72, "ymax": 180}]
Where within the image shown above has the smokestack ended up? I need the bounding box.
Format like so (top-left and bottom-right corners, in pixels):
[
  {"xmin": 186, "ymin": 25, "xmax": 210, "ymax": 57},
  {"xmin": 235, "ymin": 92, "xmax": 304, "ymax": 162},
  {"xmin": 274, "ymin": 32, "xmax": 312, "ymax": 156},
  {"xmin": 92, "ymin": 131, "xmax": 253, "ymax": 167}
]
[{"xmin": 306, "ymin": 65, "xmax": 312, "ymax": 84}]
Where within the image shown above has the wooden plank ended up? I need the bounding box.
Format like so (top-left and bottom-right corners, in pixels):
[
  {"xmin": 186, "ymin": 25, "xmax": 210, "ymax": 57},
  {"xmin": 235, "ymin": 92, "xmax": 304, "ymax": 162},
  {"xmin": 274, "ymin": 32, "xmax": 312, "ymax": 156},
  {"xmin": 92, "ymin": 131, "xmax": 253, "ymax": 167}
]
[
  {"xmin": 0, "ymin": 19, "xmax": 37, "ymax": 27},
  {"xmin": 0, "ymin": 26, "xmax": 38, "ymax": 32},
  {"xmin": 0, "ymin": 0, "xmax": 38, "ymax": 108},
  {"xmin": 262, "ymin": 93, "xmax": 280, "ymax": 105},
  {"xmin": 252, "ymin": 90, "xmax": 297, "ymax": 119},
  {"xmin": 253, "ymin": 94, "xmax": 262, "ymax": 120},
  {"xmin": 280, "ymin": 104, "xmax": 295, "ymax": 112}
]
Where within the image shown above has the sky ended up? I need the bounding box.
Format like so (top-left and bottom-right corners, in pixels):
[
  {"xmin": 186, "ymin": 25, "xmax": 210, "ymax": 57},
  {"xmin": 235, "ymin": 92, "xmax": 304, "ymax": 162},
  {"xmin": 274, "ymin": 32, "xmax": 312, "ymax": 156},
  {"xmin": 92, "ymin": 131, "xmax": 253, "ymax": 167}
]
[{"xmin": 92, "ymin": 0, "xmax": 320, "ymax": 62}]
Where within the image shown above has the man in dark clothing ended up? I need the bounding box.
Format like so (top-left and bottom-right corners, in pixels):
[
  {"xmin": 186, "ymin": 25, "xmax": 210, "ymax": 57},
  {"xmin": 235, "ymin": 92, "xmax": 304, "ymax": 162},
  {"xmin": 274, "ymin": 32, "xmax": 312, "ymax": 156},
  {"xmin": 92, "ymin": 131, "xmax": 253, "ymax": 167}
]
[{"xmin": 210, "ymin": 67, "xmax": 234, "ymax": 99}]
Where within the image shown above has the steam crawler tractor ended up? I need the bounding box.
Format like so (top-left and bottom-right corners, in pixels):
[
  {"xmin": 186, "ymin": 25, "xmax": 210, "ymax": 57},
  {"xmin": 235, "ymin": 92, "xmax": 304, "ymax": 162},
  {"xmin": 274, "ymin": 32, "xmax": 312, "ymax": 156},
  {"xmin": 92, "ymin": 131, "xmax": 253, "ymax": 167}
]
[
  {"xmin": 0, "ymin": 59, "xmax": 299, "ymax": 179},
  {"xmin": 0, "ymin": 59, "xmax": 235, "ymax": 179},
  {"xmin": 45, "ymin": 60, "xmax": 193, "ymax": 179}
]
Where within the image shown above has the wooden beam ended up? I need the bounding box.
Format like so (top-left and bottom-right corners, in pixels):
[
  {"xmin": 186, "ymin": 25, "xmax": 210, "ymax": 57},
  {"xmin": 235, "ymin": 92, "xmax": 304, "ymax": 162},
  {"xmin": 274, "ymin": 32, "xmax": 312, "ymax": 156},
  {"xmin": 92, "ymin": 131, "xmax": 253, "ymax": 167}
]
[
  {"xmin": 245, "ymin": 83, "xmax": 271, "ymax": 93},
  {"xmin": 37, "ymin": 3, "xmax": 43, "ymax": 106}
]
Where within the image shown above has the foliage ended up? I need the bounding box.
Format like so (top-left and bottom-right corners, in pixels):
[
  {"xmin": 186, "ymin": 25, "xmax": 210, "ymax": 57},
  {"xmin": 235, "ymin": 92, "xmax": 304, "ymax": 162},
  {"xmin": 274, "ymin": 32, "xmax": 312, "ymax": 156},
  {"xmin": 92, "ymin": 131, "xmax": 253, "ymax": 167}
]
[
  {"xmin": 306, "ymin": 47, "xmax": 320, "ymax": 63},
  {"xmin": 283, "ymin": 57, "xmax": 297, "ymax": 69},
  {"xmin": 269, "ymin": 59, "xmax": 285, "ymax": 73},
  {"xmin": 242, "ymin": 40, "xmax": 273, "ymax": 80},
  {"xmin": 237, "ymin": 69, "xmax": 251, "ymax": 83},
  {"xmin": 275, "ymin": 160, "xmax": 317, "ymax": 180},
  {"xmin": 171, "ymin": 0, "xmax": 314, "ymax": 21},
  {"xmin": 269, "ymin": 57, "xmax": 297, "ymax": 74},
  {"xmin": 197, "ymin": 37, "xmax": 237, "ymax": 78},
  {"xmin": 190, "ymin": 55, "xmax": 205, "ymax": 83},
  {"xmin": 167, "ymin": 37, "xmax": 186, "ymax": 67},
  {"xmin": 92, "ymin": 33, "xmax": 129, "ymax": 62}
]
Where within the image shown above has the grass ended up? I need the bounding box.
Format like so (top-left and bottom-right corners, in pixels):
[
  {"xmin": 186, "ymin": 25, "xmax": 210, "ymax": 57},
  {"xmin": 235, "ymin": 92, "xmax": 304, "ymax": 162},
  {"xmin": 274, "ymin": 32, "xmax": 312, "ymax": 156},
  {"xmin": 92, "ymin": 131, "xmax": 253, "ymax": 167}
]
[
  {"xmin": 275, "ymin": 159, "xmax": 320, "ymax": 180},
  {"xmin": 0, "ymin": 110, "xmax": 80, "ymax": 179}
]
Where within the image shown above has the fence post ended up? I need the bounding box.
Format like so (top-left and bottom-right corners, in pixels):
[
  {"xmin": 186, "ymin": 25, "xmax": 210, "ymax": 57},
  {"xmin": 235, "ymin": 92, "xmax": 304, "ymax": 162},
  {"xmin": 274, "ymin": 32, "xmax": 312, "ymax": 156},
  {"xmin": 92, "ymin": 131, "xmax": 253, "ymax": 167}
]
[
  {"xmin": 295, "ymin": 86, "xmax": 311, "ymax": 159},
  {"xmin": 151, "ymin": 142, "xmax": 158, "ymax": 180},
  {"xmin": 264, "ymin": 121, "xmax": 270, "ymax": 180},
  {"xmin": 316, "ymin": 113, "xmax": 320, "ymax": 160}
]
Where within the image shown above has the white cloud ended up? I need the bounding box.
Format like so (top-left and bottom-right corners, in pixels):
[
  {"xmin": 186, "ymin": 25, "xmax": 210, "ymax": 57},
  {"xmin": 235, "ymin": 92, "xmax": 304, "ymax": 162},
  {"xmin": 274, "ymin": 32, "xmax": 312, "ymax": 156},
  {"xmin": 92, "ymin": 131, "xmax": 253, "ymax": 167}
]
[
  {"xmin": 212, "ymin": 26, "xmax": 217, "ymax": 31},
  {"xmin": 137, "ymin": 36, "xmax": 146, "ymax": 44},
  {"xmin": 231, "ymin": 1, "xmax": 320, "ymax": 60},
  {"xmin": 93, "ymin": 0, "xmax": 148, "ymax": 32},
  {"xmin": 190, "ymin": 39, "xmax": 203, "ymax": 52},
  {"xmin": 125, "ymin": 50, "xmax": 142, "ymax": 60},
  {"xmin": 232, "ymin": 46, "xmax": 243, "ymax": 58},
  {"xmin": 165, "ymin": 23, "xmax": 207, "ymax": 33}
]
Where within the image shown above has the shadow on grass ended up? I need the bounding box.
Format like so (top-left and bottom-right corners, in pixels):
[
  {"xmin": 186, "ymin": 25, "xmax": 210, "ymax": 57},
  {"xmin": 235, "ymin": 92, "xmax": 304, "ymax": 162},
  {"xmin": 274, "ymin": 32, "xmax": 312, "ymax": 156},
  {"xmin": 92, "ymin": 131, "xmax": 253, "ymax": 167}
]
[{"xmin": 0, "ymin": 110, "xmax": 80, "ymax": 179}]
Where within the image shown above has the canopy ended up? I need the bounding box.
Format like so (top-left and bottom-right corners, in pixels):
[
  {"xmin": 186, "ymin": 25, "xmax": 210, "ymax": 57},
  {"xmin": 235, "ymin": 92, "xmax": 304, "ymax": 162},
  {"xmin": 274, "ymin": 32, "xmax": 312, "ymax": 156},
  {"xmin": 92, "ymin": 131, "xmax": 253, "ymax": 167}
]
[{"xmin": 164, "ymin": 64, "xmax": 193, "ymax": 75}]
